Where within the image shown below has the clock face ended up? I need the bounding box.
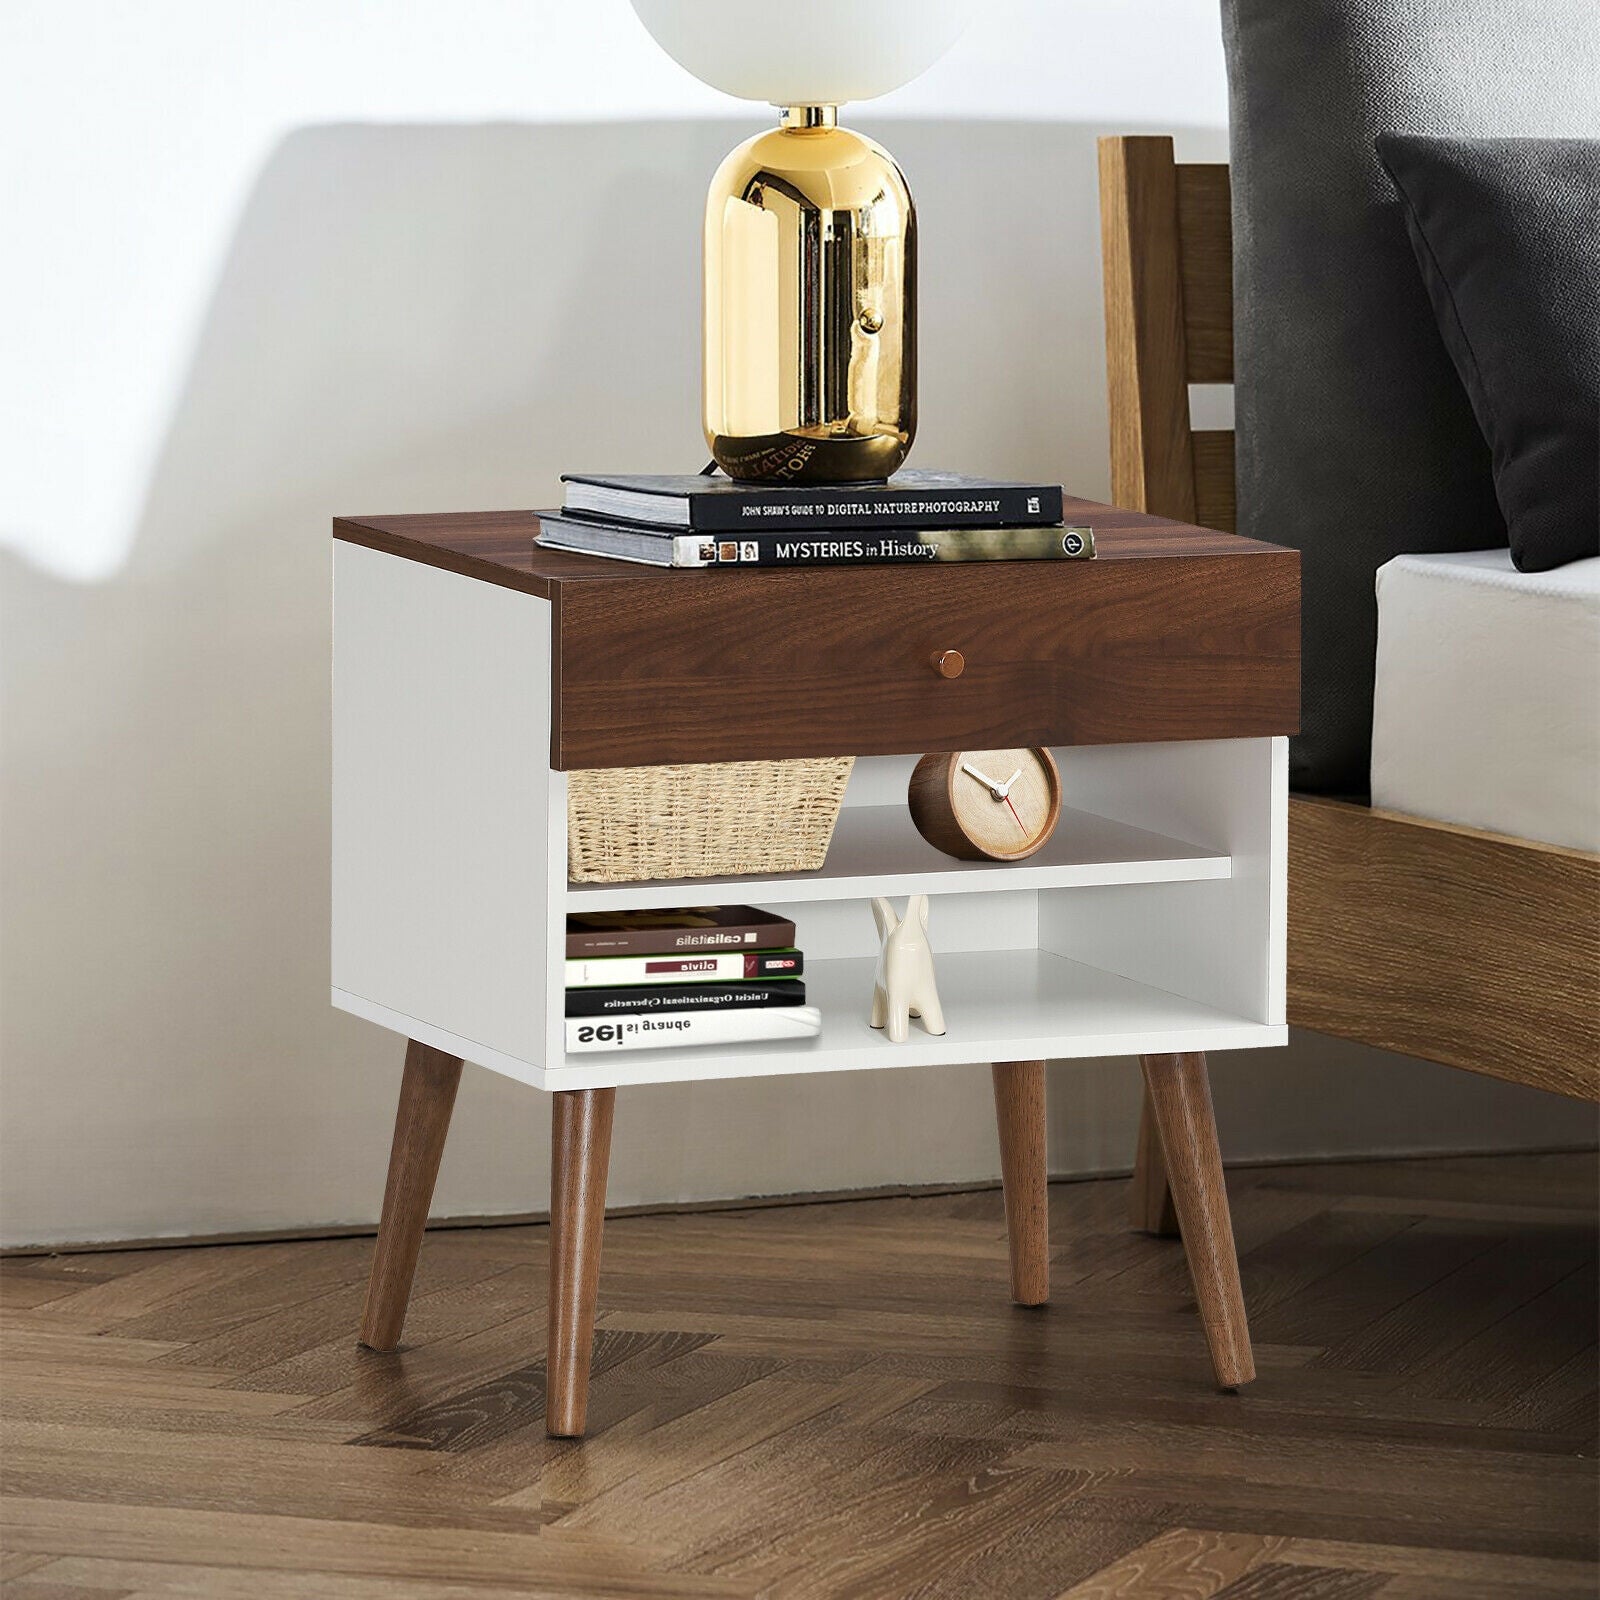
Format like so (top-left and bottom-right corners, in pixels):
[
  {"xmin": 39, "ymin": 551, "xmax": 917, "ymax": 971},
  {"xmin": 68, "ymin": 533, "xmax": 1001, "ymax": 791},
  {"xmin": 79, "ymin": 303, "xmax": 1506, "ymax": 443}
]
[
  {"xmin": 907, "ymin": 748, "xmax": 1063, "ymax": 861},
  {"xmin": 947, "ymin": 749, "xmax": 1059, "ymax": 860}
]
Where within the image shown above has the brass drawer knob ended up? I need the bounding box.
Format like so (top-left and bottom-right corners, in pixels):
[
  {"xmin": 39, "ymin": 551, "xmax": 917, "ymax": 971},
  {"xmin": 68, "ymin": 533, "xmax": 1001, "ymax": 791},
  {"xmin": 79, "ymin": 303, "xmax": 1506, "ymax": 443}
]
[{"xmin": 934, "ymin": 649, "xmax": 965, "ymax": 679}]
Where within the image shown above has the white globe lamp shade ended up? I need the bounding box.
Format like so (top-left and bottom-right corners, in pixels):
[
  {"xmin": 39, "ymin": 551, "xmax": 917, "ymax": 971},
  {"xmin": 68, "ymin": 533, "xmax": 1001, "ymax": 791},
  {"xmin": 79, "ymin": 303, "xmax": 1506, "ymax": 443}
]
[{"xmin": 629, "ymin": 0, "xmax": 978, "ymax": 106}]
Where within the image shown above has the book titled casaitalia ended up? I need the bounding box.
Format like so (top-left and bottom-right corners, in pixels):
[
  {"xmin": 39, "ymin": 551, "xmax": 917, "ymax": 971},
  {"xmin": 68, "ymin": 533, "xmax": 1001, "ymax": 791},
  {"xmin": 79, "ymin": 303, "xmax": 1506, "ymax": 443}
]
[
  {"xmin": 565, "ymin": 1005, "xmax": 823, "ymax": 1053},
  {"xmin": 565, "ymin": 907, "xmax": 796, "ymax": 959},
  {"xmin": 565, "ymin": 980, "xmax": 805, "ymax": 1017},
  {"xmin": 567, "ymin": 949, "xmax": 802, "ymax": 987},
  {"xmin": 560, "ymin": 471, "xmax": 1064, "ymax": 532},
  {"xmin": 535, "ymin": 511, "xmax": 1095, "ymax": 569}
]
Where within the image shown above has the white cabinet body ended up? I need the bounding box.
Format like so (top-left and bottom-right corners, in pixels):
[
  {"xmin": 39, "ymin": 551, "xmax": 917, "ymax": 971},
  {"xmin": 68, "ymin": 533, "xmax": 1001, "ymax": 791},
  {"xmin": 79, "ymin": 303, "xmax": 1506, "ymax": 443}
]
[{"xmin": 333, "ymin": 542, "xmax": 1288, "ymax": 1092}]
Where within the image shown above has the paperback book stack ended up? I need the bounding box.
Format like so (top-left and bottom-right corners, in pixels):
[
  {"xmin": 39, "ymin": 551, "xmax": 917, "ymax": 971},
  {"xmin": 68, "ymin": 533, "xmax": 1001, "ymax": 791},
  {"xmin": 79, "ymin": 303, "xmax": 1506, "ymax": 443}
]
[
  {"xmin": 534, "ymin": 471, "xmax": 1095, "ymax": 569},
  {"xmin": 565, "ymin": 906, "xmax": 820, "ymax": 1053}
]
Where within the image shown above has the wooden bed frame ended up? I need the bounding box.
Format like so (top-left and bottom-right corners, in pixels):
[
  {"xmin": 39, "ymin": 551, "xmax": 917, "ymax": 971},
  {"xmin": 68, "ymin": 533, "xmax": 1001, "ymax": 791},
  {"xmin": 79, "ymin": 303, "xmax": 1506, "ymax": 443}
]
[{"xmin": 1098, "ymin": 136, "xmax": 1600, "ymax": 1233}]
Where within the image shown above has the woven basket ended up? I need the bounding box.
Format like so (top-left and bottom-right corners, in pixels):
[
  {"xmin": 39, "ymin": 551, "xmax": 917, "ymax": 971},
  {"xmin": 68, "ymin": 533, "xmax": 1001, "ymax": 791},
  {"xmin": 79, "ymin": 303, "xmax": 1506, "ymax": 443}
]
[{"xmin": 567, "ymin": 757, "xmax": 856, "ymax": 883}]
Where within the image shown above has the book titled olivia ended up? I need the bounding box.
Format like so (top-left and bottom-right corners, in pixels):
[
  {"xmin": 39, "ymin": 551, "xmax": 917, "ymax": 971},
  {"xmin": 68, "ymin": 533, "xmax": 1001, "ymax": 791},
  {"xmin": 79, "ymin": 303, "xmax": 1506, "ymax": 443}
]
[
  {"xmin": 560, "ymin": 471, "xmax": 1065, "ymax": 532},
  {"xmin": 567, "ymin": 949, "xmax": 802, "ymax": 986},
  {"xmin": 565, "ymin": 907, "xmax": 795, "ymax": 959}
]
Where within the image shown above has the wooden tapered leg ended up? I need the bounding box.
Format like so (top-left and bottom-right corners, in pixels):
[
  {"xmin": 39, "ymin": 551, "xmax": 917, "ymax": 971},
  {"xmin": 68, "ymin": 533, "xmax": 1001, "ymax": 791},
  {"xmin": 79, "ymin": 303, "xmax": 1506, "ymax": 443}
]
[
  {"xmin": 1129, "ymin": 1089, "xmax": 1180, "ymax": 1236},
  {"xmin": 1138, "ymin": 1052, "xmax": 1254, "ymax": 1388},
  {"xmin": 360, "ymin": 1039, "xmax": 464, "ymax": 1352},
  {"xmin": 991, "ymin": 1060, "xmax": 1049, "ymax": 1306},
  {"xmin": 546, "ymin": 1087, "xmax": 616, "ymax": 1438}
]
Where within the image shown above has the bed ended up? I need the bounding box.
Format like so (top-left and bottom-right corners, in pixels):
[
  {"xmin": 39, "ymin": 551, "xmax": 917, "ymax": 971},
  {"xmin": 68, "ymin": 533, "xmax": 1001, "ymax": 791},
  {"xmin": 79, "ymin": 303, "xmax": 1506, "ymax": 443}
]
[{"xmin": 1098, "ymin": 133, "xmax": 1599, "ymax": 1232}]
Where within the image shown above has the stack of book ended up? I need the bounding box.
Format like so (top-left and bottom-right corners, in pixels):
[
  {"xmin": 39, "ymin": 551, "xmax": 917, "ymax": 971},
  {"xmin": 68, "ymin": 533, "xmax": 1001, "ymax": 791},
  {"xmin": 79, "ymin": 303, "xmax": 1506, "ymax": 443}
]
[
  {"xmin": 565, "ymin": 906, "xmax": 820, "ymax": 1053},
  {"xmin": 534, "ymin": 471, "xmax": 1094, "ymax": 569}
]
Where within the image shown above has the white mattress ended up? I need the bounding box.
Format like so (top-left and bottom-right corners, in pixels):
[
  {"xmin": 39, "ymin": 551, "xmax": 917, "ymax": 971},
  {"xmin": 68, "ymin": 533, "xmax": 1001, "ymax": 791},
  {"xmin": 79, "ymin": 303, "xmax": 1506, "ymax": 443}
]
[{"xmin": 1371, "ymin": 549, "xmax": 1600, "ymax": 852}]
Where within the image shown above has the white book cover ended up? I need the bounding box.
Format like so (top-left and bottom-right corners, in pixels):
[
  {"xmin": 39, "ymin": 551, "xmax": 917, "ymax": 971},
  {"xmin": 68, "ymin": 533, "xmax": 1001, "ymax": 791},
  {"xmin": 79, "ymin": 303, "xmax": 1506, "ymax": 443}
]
[
  {"xmin": 565, "ymin": 1005, "xmax": 822, "ymax": 1053},
  {"xmin": 565, "ymin": 950, "xmax": 801, "ymax": 987}
]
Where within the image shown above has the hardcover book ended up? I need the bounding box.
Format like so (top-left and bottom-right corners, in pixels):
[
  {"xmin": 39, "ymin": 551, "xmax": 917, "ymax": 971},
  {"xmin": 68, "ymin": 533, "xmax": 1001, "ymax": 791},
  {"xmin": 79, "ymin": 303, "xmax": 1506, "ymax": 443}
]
[
  {"xmin": 565, "ymin": 1005, "xmax": 823, "ymax": 1053},
  {"xmin": 560, "ymin": 471, "xmax": 1065, "ymax": 532},
  {"xmin": 535, "ymin": 512, "xmax": 1094, "ymax": 570},
  {"xmin": 565, "ymin": 906, "xmax": 796, "ymax": 959},
  {"xmin": 565, "ymin": 980, "xmax": 805, "ymax": 1017},
  {"xmin": 566, "ymin": 949, "xmax": 803, "ymax": 986}
]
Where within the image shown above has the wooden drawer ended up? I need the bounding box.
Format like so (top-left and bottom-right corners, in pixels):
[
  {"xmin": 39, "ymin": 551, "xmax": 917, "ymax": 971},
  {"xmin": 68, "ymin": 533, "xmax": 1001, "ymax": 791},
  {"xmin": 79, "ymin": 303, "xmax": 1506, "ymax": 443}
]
[
  {"xmin": 333, "ymin": 505, "xmax": 1300, "ymax": 770},
  {"xmin": 554, "ymin": 551, "xmax": 1298, "ymax": 768}
]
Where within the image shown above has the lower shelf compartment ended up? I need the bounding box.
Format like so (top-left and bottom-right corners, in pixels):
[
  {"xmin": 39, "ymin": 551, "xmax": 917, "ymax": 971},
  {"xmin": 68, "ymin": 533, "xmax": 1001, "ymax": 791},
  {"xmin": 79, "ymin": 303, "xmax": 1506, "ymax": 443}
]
[{"xmin": 543, "ymin": 948, "xmax": 1282, "ymax": 1090}]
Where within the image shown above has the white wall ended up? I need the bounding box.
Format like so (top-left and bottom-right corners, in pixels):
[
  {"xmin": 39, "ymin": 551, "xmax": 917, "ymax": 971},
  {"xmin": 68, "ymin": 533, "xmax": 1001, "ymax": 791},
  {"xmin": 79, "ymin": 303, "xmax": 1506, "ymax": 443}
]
[{"xmin": 2, "ymin": 0, "xmax": 1588, "ymax": 1248}]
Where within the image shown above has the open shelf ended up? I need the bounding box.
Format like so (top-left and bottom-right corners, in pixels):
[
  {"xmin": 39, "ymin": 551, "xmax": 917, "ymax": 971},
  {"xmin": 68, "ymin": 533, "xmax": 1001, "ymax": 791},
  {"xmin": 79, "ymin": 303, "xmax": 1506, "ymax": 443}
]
[
  {"xmin": 566, "ymin": 803, "xmax": 1229, "ymax": 911},
  {"xmin": 542, "ymin": 948, "xmax": 1281, "ymax": 1089}
]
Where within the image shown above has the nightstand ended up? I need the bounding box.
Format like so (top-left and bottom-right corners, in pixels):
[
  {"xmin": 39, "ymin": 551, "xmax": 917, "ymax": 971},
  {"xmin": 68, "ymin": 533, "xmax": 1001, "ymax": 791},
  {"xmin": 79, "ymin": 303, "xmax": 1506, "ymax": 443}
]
[{"xmin": 331, "ymin": 504, "xmax": 1300, "ymax": 1436}]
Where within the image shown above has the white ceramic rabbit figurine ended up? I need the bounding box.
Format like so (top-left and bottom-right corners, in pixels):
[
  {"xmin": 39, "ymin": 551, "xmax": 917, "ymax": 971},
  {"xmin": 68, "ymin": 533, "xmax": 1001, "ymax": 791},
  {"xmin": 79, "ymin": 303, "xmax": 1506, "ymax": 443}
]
[{"xmin": 870, "ymin": 894, "xmax": 946, "ymax": 1043}]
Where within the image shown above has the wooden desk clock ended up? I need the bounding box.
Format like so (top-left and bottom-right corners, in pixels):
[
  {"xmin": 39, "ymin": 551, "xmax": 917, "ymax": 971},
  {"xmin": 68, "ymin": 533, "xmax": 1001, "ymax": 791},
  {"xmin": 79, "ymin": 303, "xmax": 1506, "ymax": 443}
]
[
  {"xmin": 909, "ymin": 747, "xmax": 1063, "ymax": 860},
  {"xmin": 331, "ymin": 501, "xmax": 1300, "ymax": 1436}
]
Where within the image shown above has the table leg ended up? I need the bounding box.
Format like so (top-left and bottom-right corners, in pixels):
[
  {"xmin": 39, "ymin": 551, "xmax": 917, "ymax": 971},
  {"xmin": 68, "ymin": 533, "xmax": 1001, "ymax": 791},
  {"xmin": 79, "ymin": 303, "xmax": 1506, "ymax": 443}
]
[
  {"xmin": 1129, "ymin": 1089, "xmax": 1180, "ymax": 1236},
  {"xmin": 991, "ymin": 1060, "xmax": 1049, "ymax": 1306},
  {"xmin": 1138, "ymin": 1052, "xmax": 1254, "ymax": 1388},
  {"xmin": 546, "ymin": 1087, "xmax": 617, "ymax": 1438},
  {"xmin": 360, "ymin": 1039, "xmax": 464, "ymax": 1351}
]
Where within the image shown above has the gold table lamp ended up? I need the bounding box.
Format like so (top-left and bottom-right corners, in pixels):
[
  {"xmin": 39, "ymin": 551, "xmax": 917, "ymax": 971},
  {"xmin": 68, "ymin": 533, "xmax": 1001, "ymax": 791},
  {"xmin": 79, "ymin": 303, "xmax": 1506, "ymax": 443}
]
[{"xmin": 630, "ymin": 0, "xmax": 977, "ymax": 482}]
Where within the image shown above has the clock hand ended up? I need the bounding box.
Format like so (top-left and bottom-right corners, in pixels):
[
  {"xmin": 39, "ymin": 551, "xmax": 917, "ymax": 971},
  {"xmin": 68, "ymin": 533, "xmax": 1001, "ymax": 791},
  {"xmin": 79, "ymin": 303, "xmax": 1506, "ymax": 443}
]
[
  {"xmin": 960, "ymin": 761, "xmax": 1005, "ymax": 796},
  {"xmin": 997, "ymin": 767, "xmax": 1023, "ymax": 797},
  {"xmin": 1004, "ymin": 795, "xmax": 1028, "ymax": 832}
]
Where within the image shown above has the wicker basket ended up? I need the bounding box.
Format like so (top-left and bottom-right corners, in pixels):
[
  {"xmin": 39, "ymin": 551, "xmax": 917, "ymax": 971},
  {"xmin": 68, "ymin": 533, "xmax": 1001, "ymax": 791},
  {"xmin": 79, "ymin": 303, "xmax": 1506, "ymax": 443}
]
[{"xmin": 567, "ymin": 758, "xmax": 856, "ymax": 883}]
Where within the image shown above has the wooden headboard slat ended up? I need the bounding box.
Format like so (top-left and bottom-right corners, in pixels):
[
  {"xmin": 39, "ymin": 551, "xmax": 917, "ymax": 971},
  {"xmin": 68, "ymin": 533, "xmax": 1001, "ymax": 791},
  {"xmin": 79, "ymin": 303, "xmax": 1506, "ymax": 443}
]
[
  {"xmin": 1175, "ymin": 165, "xmax": 1234, "ymax": 384},
  {"xmin": 1192, "ymin": 429, "xmax": 1237, "ymax": 534},
  {"xmin": 1098, "ymin": 136, "xmax": 1199, "ymax": 522}
]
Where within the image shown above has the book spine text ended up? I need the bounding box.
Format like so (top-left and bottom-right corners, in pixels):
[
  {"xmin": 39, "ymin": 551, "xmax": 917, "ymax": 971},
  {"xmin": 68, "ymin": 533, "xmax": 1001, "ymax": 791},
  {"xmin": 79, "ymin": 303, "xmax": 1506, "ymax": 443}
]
[
  {"xmin": 566, "ymin": 950, "xmax": 803, "ymax": 986},
  {"xmin": 565, "ymin": 981, "xmax": 806, "ymax": 1017},
  {"xmin": 565, "ymin": 1006, "xmax": 822, "ymax": 1052},
  {"xmin": 692, "ymin": 485, "xmax": 1064, "ymax": 532},
  {"xmin": 565, "ymin": 920, "xmax": 798, "ymax": 958}
]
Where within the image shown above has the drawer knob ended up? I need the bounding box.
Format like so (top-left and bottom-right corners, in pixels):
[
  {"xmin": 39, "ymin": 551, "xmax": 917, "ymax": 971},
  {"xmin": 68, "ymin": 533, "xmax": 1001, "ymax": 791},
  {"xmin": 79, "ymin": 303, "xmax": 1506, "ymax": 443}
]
[{"xmin": 933, "ymin": 649, "xmax": 965, "ymax": 679}]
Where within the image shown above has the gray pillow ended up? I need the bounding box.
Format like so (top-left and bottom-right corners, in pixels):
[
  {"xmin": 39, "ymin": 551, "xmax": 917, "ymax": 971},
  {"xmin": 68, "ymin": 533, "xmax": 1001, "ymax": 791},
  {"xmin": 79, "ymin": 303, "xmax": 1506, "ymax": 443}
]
[
  {"xmin": 1378, "ymin": 137, "xmax": 1599, "ymax": 574},
  {"xmin": 1221, "ymin": 0, "xmax": 1600, "ymax": 793}
]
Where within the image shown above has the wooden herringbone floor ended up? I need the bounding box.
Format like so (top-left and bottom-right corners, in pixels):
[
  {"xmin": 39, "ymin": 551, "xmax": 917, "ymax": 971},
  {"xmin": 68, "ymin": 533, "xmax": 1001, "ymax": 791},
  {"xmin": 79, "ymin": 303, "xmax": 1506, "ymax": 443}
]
[{"xmin": 1, "ymin": 1152, "xmax": 1595, "ymax": 1598}]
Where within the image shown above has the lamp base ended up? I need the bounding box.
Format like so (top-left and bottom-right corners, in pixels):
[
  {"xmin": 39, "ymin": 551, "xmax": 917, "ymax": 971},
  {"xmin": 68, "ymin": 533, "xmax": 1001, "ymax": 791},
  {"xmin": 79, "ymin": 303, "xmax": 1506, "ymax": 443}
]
[
  {"xmin": 704, "ymin": 110, "xmax": 916, "ymax": 485},
  {"xmin": 708, "ymin": 426, "xmax": 907, "ymax": 485}
]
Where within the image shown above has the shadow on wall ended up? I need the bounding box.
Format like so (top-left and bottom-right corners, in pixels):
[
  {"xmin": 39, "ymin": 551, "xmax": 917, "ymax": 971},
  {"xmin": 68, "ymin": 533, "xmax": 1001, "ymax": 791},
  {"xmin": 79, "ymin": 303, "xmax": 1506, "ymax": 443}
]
[
  {"xmin": 1, "ymin": 115, "xmax": 1145, "ymax": 1245},
  {"xmin": 4, "ymin": 117, "xmax": 1579, "ymax": 1248}
]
